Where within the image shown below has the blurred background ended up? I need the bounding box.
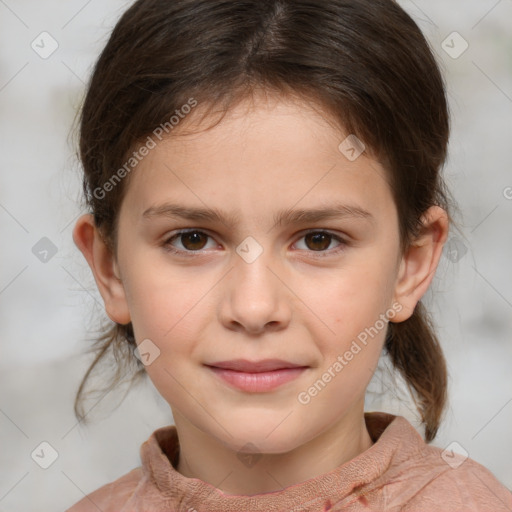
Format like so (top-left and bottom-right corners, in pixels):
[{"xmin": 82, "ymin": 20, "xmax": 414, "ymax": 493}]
[{"xmin": 0, "ymin": 1, "xmax": 511, "ymax": 510}]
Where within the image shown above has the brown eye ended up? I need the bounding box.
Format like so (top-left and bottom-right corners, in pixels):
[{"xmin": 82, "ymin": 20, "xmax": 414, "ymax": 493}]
[
  {"xmin": 179, "ymin": 231, "xmax": 209, "ymax": 250},
  {"xmin": 294, "ymin": 230, "xmax": 346, "ymax": 257},
  {"xmin": 304, "ymin": 232, "xmax": 334, "ymax": 251},
  {"xmin": 165, "ymin": 230, "xmax": 214, "ymax": 253}
]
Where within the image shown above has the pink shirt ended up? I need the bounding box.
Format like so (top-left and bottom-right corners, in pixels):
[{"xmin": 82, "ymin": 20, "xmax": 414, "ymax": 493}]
[{"xmin": 66, "ymin": 412, "xmax": 512, "ymax": 511}]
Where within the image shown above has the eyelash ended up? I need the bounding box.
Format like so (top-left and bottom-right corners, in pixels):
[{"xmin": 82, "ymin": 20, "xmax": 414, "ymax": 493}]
[{"xmin": 162, "ymin": 229, "xmax": 347, "ymax": 258}]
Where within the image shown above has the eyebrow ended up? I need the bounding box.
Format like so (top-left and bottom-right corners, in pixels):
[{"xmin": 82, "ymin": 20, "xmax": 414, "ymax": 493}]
[{"xmin": 142, "ymin": 201, "xmax": 374, "ymax": 229}]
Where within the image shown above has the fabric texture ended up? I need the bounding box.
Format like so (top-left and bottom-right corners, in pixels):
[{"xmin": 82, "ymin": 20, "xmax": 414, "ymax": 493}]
[{"xmin": 66, "ymin": 412, "xmax": 512, "ymax": 511}]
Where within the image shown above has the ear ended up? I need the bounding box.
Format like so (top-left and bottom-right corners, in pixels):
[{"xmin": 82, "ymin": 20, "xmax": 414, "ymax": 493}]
[
  {"xmin": 72, "ymin": 214, "xmax": 131, "ymax": 325},
  {"xmin": 391, "ymin": 206, "xmax": 449, "ymax": 322}
]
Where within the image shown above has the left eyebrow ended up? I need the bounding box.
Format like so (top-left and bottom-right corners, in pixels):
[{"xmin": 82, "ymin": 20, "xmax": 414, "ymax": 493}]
[
  {"xmin": 142, "ymin": 201, "xmax": 374, "ymax": 228},
  {"xmin": 272, "ymin": 202, "xmax": 374, "ymax": 228}
]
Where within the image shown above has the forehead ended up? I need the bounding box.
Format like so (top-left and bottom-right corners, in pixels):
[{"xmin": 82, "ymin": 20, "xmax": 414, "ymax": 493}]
[{"xmin": 120, "ymin": 94, "xmax": 394, "ymax": 227}]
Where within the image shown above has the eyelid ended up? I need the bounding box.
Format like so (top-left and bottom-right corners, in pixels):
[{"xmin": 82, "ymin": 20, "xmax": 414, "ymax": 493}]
[
  {"xmin": 163, "ymin": 228, "xmax": 218, "ymax": 254},
  {"xmin": 294, "ymin": 228, "xmax": 347, "ymax": 257},
  {"xmin": 163, "ymin": 228, "xmax": 348, "ymax": 257}
]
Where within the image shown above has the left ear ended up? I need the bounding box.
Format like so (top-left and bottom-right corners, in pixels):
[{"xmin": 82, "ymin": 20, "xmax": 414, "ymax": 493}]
[{"xmin": 392, "ymin": 205, "xmax": 449, "ymax": 322}]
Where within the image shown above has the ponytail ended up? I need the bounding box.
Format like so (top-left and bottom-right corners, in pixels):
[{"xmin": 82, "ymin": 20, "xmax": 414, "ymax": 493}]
[
  {"xmin": 74, "ymin": 322, "xmax": 143, "ymax": 422},
  {"xmin": 385, "ymin": 301, "xmax": 448, "ymax": 442}
]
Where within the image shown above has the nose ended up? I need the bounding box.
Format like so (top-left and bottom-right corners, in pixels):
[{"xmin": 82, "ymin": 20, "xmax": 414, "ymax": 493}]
[{"xmin": 218, "ymin": 246, "xmax": 291, "ymax": 335}]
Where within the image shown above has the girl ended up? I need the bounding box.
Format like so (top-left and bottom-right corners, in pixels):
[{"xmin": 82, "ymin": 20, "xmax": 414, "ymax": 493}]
[{"xmin": 67, "ymin": 0, "xmax": 512, "ymax": 510}]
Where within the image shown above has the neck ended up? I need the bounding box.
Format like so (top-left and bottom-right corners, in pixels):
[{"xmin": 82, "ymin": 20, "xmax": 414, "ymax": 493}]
[{"xmin": 173, "ymin": 404, "xmax": 373, "ymax": 496}]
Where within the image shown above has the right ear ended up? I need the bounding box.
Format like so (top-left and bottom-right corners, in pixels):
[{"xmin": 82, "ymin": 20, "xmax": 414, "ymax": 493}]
[{"xmin": 72, "ymin": 214, "xmax": 131, "ymax": 325}]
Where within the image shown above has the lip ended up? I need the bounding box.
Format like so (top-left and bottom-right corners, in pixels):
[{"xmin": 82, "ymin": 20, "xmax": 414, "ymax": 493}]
[
  {"xmin": 204, "ymin": 359, "xmax": 309, "ymax": 393},
  {"xmin": 205, "ymin": 358, "xmax": 306, "ymax": 372}
]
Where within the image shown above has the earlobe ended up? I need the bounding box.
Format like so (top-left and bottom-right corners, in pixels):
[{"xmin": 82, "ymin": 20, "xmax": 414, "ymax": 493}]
[
  {"xmin": 391, "ymin": 206, "xmax": 449, "ymax": 323},
  {"xmin": 72, "ymin": 214, "xmax": 131, "ymax": 325}
]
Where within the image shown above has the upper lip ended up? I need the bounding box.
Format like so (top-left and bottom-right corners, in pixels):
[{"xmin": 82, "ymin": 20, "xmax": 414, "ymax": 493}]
[{"xmin": 205, "ymin": 359, "xmax": 308, "ymax": 373}]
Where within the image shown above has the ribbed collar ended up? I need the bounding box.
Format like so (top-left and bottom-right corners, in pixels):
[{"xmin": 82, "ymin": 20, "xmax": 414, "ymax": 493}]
[{"xmin": 139, "ymin": 412, "xmax": 424, "ymax": 512}]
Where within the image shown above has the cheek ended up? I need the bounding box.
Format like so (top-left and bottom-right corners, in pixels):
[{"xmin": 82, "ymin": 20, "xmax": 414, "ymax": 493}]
[
  {"xmin": 304, "ymin": 259, "xmax": 396, "ymax": 370},
  {"xmin": 128, "ymin": 281, "xmax": 204, "ymax": 342},
  {"xmin": 311, "ymin": 261, "xmax": 395, "ymax": 329},
  {"xmin": 311, "ymin": 271, "xmax": 392, "ymax": 397},
  {"xmin": 119, "ymin": 250, "xmax": 204, "ymax": 341}
]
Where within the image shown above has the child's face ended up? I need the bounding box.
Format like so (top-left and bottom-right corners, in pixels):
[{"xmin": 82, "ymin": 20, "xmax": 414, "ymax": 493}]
[{"xmin": 77, "ymin": 92, "xmax": 445, "ymax": 454}]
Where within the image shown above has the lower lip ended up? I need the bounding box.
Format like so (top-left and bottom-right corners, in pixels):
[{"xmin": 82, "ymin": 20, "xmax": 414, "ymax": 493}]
[{"xmin": 206, "ymin": 366, "xmax": 307, "ymax": 392}]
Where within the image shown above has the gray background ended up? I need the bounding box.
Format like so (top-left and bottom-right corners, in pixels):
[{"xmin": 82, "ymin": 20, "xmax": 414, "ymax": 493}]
[{"xmin": 0, "ymin": 1, "xmax": 511, "ymax": 510}]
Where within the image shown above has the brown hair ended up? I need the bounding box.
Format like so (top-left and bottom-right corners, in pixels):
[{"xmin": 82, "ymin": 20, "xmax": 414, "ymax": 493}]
[{"xmin": 74, "ymin": 0, "xmax": 453, "ymax": 441}]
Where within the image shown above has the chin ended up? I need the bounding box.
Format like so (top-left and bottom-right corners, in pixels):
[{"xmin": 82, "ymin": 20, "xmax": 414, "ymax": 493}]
[
  {"xmin": 218, "ymin": 421, "xmax": 303, "ymax": 455},
  {"xmin": 233, "ymin": 437, "xmax": 300, "ymax": 456}
]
